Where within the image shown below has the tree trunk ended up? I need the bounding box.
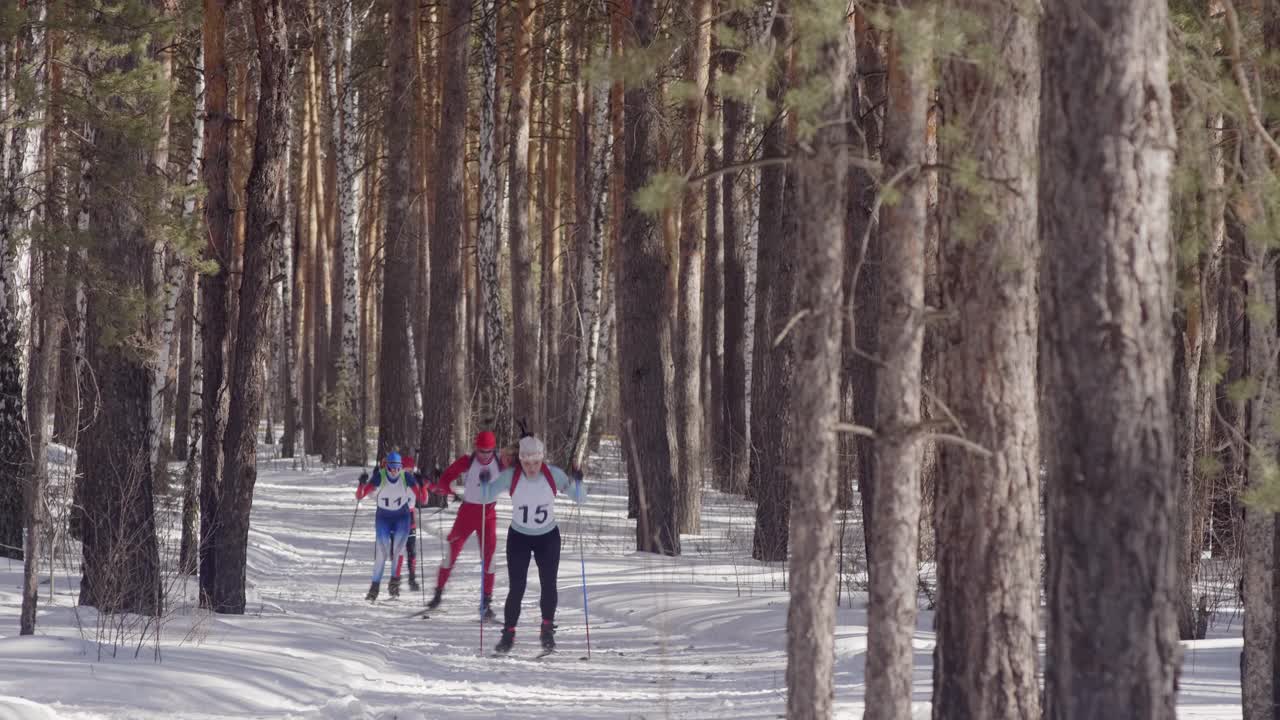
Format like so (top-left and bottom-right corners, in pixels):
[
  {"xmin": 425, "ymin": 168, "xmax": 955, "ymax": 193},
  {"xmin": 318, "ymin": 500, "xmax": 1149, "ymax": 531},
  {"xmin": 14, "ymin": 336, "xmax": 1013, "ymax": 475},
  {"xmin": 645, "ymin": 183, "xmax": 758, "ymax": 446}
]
[
  {"xmin": 568, "ymin": 46, "xmax": 611, "ymax": 471},
  {"xmin": 379, "ymin": 0, "xmax": 419, "ymax": 457},
  {"xmin": 704, "ymin": 59, "xmax": 725, "ymax": 491},
  {"xmin": 1040, "ymin": 0, "xmax": 1180, "ymax": 715},
  {"xmin": 863, "ymin": 10, "xmax": 930, "ymax": 719},
  {"xmin": 674, "ymin": 0, "xmax": 710, "ymax": 534},
  {"xmin": 845, "ymin": 5, "xmax": 885, "ymax": 567},
  {"xmin": 932, "ymin": 1, "xmax": 1041, "ymax": 716},
  {"xmin": 539, "ymin": 4, "xmax": 564, "ymax": 437},
  {"xmin": 509, "ymin": 0, "xmax": 536, "ymax": 431},
  {"xmin": 80, "ymin": 47, "xmax": 163, "ymax": 616},
  {"xmin": 23, "ymin": 10, "xmax": 65, "ymax": 633},
  {"xmin": 750, "ymin": 3, "xmax": 794, "ymax": 560},
  {"xmin": 330, "ymin": 0, "xmax": 362, "ymax": 466},
  {"xmin": 213, "ymin": 0, "xmax": 292, "ymax": 615},
  {"xmin": 720, "ymin": 9, "xmax": 751, "ymax": 498},
  {"xmin": 421, "ymin": 0, "xmax": 471, "ymax": 470},
  {"xmin": 783, "ymin": 9, "xmax": 850, "ymax": 717},
  {"xmin": 179, "ymin": 285, "xmax": 201, "ymax": 576},
  {"xmin": 477, "ymin": 0, "xmax": 513, "ymax": 437},
  {"xmin": 617, "ymin": 0, "xmax": 680, "ymax": 556},
  {"xmin": 199, "ymin": 0, "xmax": 233, "ymax": 609}
]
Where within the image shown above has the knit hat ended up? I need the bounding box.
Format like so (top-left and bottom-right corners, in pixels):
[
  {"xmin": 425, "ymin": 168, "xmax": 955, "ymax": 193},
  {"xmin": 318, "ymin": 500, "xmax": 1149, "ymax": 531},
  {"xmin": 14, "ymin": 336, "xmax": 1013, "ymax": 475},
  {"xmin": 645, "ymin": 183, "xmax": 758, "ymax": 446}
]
[
  {"xmin": 474, "ymin": 431, "xmax": 497, "ymax": 451},
  {"xmin": 385, "ymin": 451, "xmax": 402, "ymax": 467},
  {"xmin": 402, "ymin": 455, "xmax": 416, "ymax": 470},
  {"xmin": 518, "ymin": 436, "xmax": 545, "ymax": 462}
]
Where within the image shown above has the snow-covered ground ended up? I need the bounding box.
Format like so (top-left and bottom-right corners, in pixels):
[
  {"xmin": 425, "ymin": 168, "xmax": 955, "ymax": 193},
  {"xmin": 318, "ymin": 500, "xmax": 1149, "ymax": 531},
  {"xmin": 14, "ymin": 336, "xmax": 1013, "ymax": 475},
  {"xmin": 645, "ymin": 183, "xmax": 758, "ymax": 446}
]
[{"xmin": 0, "ymin": 443, "xmax": 1245, "ymax": 719}]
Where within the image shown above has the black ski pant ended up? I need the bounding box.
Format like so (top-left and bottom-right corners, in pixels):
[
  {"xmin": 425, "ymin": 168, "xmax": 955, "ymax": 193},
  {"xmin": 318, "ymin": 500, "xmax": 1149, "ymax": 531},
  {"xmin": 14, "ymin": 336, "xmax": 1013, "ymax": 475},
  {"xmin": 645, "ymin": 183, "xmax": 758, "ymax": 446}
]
[{"xmin": 503, "ymin": 526, "xmax": 561, "ymax": 630}]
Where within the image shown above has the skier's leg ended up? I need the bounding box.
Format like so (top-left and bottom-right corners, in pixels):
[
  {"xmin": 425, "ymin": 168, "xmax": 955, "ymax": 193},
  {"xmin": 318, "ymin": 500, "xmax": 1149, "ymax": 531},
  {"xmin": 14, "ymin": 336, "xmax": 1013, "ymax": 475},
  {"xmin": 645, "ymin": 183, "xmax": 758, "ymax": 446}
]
[
  {"xmin": 504, "ymin": 529, "xmax": 533, "ymax": 630},
  {"xmin": 533, "ymin": 526, "xmax": 562, "ymax": 622},
  {"xmin": 371, "ymin": 515, "xmax": 393, "ymax": 584},
  {"xmin": 437, "ymin": 503, "xmax": 476, "ymax": 589}
]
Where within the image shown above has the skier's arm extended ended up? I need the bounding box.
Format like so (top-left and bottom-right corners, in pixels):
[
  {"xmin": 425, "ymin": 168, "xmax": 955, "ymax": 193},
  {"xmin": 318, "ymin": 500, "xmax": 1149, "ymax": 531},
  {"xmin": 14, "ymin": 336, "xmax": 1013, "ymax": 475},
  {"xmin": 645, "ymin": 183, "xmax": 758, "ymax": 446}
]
[
  {"xmin": 549, "ymin": 465, "xmax": 586, "ymax": 504},
  {"xmin": 470, "ymin": 466, "xmax": 515, "ymax": 504}
]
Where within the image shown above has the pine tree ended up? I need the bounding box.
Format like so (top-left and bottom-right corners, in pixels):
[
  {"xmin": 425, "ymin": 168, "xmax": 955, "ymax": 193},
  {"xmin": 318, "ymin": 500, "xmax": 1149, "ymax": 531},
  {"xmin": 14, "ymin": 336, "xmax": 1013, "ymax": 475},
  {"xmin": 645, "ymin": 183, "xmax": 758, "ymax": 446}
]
[
  {"xmin": 932, "ymin": 0, "xmax": 1041, "ymax": 715},
  {"xmin": 1040, "ymin": 0, "xmax": 1180, "ymax": 714}
]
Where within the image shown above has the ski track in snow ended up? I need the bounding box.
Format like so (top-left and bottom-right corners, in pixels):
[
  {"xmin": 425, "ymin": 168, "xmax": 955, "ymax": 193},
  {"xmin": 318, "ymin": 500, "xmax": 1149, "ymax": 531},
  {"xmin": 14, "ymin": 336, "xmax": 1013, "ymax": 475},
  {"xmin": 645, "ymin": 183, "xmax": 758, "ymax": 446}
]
[{"xmin": 0, "ymin": 445, "xmax": 1245, "ymax": 719}]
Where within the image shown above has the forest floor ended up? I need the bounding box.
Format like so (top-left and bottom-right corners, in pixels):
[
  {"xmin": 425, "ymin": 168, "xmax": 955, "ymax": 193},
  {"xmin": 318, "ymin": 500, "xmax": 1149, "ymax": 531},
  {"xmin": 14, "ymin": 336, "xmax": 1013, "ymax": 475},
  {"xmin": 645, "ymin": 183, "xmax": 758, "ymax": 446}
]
[{"xmin": 0, "ymin": 441, "xmax": 1244, "ymax": 719}]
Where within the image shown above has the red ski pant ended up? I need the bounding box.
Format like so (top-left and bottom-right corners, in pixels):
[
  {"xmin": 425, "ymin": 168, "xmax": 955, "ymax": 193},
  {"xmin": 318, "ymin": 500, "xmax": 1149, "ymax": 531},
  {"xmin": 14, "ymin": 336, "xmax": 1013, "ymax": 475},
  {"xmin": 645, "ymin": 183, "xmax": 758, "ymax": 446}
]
[{"xmin": 436, "ymin": 501, "xmax": 497, "ymax": 596}]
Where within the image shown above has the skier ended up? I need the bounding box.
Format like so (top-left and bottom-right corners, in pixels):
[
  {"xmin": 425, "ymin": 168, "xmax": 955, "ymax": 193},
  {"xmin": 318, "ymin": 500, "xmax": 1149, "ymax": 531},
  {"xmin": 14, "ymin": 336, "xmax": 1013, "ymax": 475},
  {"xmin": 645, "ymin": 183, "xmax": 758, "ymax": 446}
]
[
  {"xmin": 425, "ymin": 430, "xmax": 512, "ymax": 619},
  {"xmin": 471, "ymin": 434, "xmax": 585, "ymax": 655},
  {"xmin": 356, "ymin": 451, "xmax": 427, "ymax": 601},
  {"xmin": 391, "ymin": 454, "xmax": 422, "ymax": 594}
]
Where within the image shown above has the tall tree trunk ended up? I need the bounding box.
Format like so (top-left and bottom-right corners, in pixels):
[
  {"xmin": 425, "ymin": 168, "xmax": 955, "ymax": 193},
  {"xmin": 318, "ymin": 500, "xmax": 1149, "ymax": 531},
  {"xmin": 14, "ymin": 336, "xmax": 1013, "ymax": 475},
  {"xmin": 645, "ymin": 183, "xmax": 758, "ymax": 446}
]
[
  {"xmin": 568, "ymin": 47, "xmax": 611, "ymax": 471},
  {"xmin": 200, "ymin": 0, "xmax": 233, "ymax": 609},
  {"xmin": 23, "ymin": 6, "xmax": 64, "ymax": 634},
  {"xmin": 1040, "ymin": 0, "xmax": 1180, "ymax": 715},
  {"xmin": 932, "ymin": 1, "xmax": 1041, "ymax": 716},
  {"xmin": 674, "ymin": 0, "xmax": 710, "ymax": 534},
  {"xmin": 179, "ymin": 285, "xmax": 201, "ymax": 576},
  {"xmin": 80, "ymin": 46, "xmax": 163, "ymax": 617},
  {"xmin": 330, "ymin": 0, "xmax": 362, "ymax": 466},
  {"xmin": 509, "ymin": 0, "xmax": 536, "ymax": 431},
  {"xmin": 0, "ymin": 18, "xmax": 34, "ymax": 564},
  {"xmin": 421, "ymin": 0, "xmax": 472, "ymax": 470},
  {"xmin": 539, "ymin": 4, "xmax": 564, "ymax": 435},
  {"xmin": 845, "ymin": 5, "xmax": 885, "ymax": 567},
  {"xmin": 720, "ymin": 9, "xmax": 751, "ymax": 497},
  {"xmin": 704, "ymin": 56, "xmax": 725, "ymax": 491},
  {"xmin": 618, "ymin": 0, "xmax": 680, "ymax": 556},
  {"xmin": 784, "ymin": 7, "xmax": 850, "ymax": 716},
  {"xmin": 174, "ymin": 46, "xmax": 204, "ymax": 465},
  {"xmin": 750, "ymin": 2, "xmax": 794, "ymax": 560},
  {"xmin": 283, "ymin": 54, "xmax": 305, "ymax": 460},
  {"xmin": 477, "ymin": 0, "xmax": 512, "ymax": 437},
  {"xmin": 379, "ymin": 0, "xmax": 419, "ymax": 456},
  {"xmin": 863, "ymin": 9, "xmax": 930, "ymax": 718},
  {"xmin": 214, "ymin": 0, "xmax": 292, "ymax": 615}
]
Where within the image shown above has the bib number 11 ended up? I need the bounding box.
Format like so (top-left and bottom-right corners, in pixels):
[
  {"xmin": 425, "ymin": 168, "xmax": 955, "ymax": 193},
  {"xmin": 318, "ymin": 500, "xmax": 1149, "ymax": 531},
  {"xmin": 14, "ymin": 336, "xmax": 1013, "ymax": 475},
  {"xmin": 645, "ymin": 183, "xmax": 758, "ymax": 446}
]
[{"xmin": 520, "ymin": 504, "xmax": 549, "ymax": 525}]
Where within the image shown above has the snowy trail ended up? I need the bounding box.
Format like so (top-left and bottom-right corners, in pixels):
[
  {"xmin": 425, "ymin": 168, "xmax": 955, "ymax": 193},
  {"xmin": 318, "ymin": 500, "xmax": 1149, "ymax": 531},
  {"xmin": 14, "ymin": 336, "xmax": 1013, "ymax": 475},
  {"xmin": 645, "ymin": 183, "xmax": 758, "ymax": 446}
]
[{"xmin": 0, "ymin": 447, "xmax": 1246, "ymax": 718}]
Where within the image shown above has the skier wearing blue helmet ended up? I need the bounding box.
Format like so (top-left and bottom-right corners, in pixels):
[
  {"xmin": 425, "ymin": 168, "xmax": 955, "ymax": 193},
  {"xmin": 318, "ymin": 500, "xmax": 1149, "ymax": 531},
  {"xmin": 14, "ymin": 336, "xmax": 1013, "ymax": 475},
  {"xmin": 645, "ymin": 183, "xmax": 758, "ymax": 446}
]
[{"xmin": 356, "ymin": 450, "xmax": 427, "ymax": 601}]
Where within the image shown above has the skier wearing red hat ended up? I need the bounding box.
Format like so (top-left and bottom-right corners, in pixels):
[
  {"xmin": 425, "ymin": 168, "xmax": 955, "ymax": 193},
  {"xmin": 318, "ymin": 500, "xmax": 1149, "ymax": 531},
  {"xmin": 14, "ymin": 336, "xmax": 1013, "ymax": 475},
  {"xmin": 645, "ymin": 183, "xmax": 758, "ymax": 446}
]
[{"xmin": 426, "ymin": 430, "xmax": 511, "ymax": 618}]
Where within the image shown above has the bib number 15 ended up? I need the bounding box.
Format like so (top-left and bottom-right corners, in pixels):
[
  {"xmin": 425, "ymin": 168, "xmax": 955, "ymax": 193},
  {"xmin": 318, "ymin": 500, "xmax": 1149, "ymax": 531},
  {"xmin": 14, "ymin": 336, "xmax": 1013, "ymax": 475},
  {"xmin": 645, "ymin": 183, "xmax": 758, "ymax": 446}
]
[{"xmin": 519, "ymin": 504, "xmax": 549, "ymax": 525}]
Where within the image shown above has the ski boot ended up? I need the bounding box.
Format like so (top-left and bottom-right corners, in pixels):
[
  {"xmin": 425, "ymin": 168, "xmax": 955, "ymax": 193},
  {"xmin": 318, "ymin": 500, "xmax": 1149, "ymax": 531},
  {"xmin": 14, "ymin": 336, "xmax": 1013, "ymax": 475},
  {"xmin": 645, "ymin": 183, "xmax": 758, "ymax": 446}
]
[
  {"xmin": 408, "ymin": 565, "xmax": 420, "ymax": 592},
  {"xmin": 480, "ymin": 595, "xmax": 496, "ymax": 623},
  {"xmin": 540, "ymin": 620, "xmax": 556, "ymax": 652},
  {"xmin": 426, "ymin": 587, "xmax": 443, "ymax": 610},
  {"xmin": 365, "ymin": 581, "xmax": 379, "ymax": 602},
  {"xmin": 494, "ymin": 627, "xmax": 516, "ymax": 655},
  {"xmin": 388, "ymin": 577, "xmax": 401, "ymax": 599}
]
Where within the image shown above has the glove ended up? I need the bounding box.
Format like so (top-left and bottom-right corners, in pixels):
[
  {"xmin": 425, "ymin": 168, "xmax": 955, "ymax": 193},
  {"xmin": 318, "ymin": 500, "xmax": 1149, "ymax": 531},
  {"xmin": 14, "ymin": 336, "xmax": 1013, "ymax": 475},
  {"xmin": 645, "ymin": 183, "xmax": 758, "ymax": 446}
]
[
  {"xmin": 358, "ymin": 471, "xmax": 369, "ymax": 484},
  {"xmin": 570, "ymin": 467, "xmax": 583, "ymax": 484}
]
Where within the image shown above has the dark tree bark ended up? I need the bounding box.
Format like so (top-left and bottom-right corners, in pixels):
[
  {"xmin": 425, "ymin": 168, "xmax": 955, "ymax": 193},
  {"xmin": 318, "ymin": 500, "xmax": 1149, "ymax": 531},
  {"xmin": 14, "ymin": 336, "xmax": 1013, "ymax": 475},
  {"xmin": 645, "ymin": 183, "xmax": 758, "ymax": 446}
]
[
  {"xmin": 844, "ymin": 6, "xmax": 885, "ymax": 567},
  {"xmin": 212, "ymin": 0, "xmax": 292, "ymax": 615},
  {"xmin": 0, "ymin": 295, "xmax": 23, "ymax": 562},
  {"xmin": 420, "ymin": 0, "xmax": 471, "ymax": 470},
  {"xmin": 750, "ymin": 2, "xmax": 794, "ymax": 561},
  {"xmin": 378, "ymin": 0, "xmax": 419, "ymax": 456},
  {"xmin": 199, "ymin": 0, "xmax": 233, "ymax": 609},
  {"xmin": 932, "ymin": 1, "xmax": 1041, "ymax": 716},
  {"xmin": 173, "ymin": 275, "xmax": 194, "ymax": 461},
  {"xmin": 783, "ymin": 9, "xmax": 850, "ymax": 717},
  {"xmin": 864, "ymin": 11, "xmax": 930, "ymax": 719},
  {"xmin": 509, "ymin": 0, "xmax": 537, "ymax": 431},
  {"xmin": 704, "ymin": 65, "xmax": 726, "ymax": 491},
  {"xmin": 80, "ymin": 50, "xmax": 163, "ymax": 616},
  {"xmin": 1040, "ymin": 0, "xmax": 1180, "ymax": 716},
  {"xmin": 617, "ymin": 0, "xmax": 680, "ymax": 556},
  {"xmin": 720, "ymin": 9, "xmax": 751, "ymax": 498}
]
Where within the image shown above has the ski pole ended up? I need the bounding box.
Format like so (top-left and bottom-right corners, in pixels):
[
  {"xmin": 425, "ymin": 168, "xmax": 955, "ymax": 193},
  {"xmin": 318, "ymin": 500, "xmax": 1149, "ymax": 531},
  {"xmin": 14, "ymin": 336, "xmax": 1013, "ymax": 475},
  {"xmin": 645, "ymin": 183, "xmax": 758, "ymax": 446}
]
[
  {"xmin": 417, "ymin": 508, "xmax": 426, "ymax": 605},
  {"xmin": 479, "ymin": 502, "xmax": 487, "ymax": 653},
  {"xmin": 576, "ymin": 503, "xmax": 592, "ymax": 660},
  {"xmin": 336, "ymin": 496, "xmax": 361, "ymax": 599}
]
